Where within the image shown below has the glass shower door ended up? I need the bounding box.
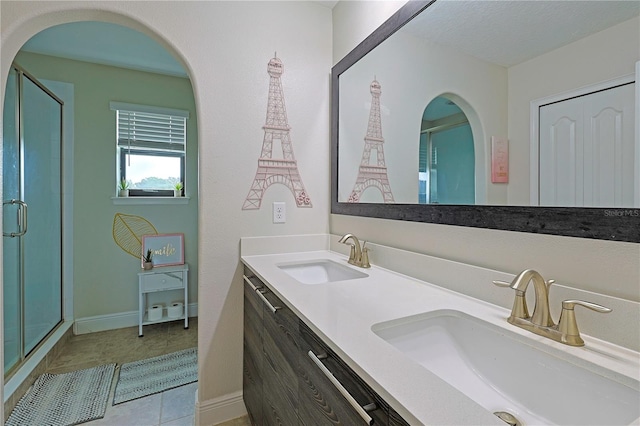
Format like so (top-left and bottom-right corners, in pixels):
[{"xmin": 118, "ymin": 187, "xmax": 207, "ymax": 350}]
[
  {"xmin": 21, "ymin": 72, "xmax": 62, "ymax": 355},
  {"xmin": 3, "ymin": 66, "xmax": 63, "ymax": 374}
]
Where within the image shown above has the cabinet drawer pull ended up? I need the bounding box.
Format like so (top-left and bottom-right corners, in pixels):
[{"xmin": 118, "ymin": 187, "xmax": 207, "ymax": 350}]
[
  {"xmin": 243, "ymin": 276, "xmax": 280, "ymax": 314},
  {"xmin": 256, "ymin": 289, "xmax": 280, "ymax": 314},
  {"xmin": 243, "ymin": 275, "xmax": 263, "ymax": 291},
  {"xmin": 307, "ymin": 350, "xmax": 374, "ymax": 425}
]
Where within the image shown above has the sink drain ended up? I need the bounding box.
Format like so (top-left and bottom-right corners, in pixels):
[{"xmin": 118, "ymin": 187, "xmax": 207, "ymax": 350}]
[{"xmin": 493, "ymin": 411, "xmax": 522, "ymax": 426}]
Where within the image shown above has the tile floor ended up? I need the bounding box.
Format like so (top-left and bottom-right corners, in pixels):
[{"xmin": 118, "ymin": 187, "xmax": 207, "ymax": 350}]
[
  {"xmin": 81, "ymin": 318, "xmax": 250, "ymax": 426},
  {"xmin": 86, "ymin": 380, "xmax": 249, "ymax": 426},
  {"xmin": 59, "ymin": 319, "xmax": 199, "ymax": 426},
  {"xmin": 10, "ymin": 318, "xmax": 251, "ymax": 426},
  {"xmin": 9, "ymin": 319, "xmax": 197, "ymax": 425},
  {"xmin": 88, "ymin": 381, "xmax": 198, "ymax": 426},
  {"xmin": 46, "ymin": 319, "xmax": 198, "ymax": 376}
]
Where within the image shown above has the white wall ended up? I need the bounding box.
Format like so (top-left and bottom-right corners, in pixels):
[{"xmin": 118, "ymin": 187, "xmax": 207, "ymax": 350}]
[
  {"xmin": 1, "ymin": 1, "xmax": 332, "ymax": 423},
  {"xmin": 332, "ymin": 0, "xmax": 407, "ymax": 63},
  {"xmin": 331, "ymin": 2, "xmax": 639, "ymax": 304},
  {"xmin": 508, "ymin": 16, "xmax": 640, "ymax": 205}
]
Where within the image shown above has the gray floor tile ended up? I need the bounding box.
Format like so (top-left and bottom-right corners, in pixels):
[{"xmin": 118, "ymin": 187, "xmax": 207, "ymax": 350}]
[{"xmin": 160, "ymin": 382, "xmax": 197, "ymax": 423}]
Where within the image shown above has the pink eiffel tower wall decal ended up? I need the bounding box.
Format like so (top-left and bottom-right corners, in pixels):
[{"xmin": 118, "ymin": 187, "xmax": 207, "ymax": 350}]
[
  {"xmin": 348, "ymin": 79, "xmax": 394, "ymax": 203},
  {"xmin": 242, "ymin": 55, "xmax": 312, "ymax": 210}
]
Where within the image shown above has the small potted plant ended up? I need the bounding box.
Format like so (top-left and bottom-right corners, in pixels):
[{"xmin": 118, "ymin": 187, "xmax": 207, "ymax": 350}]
[
  {"xmin": 118, "ymin": 178, "xmax": 130, "ymax": 197},
  {"xmin": 174, "ymin": 182, "xmax": 184, "ymax": 197},
  {"xmin": 143, "ymin": 249, "xmax": 153, "ymax": 270}
]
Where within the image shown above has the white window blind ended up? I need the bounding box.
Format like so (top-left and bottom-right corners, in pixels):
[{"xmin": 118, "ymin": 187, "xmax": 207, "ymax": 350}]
[{"xmin": 110, "ymin": 102, "xmax": 189, "ymax": 152}]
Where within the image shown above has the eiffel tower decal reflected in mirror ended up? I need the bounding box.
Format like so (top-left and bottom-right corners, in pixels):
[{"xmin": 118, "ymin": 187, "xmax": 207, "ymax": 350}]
[
  {"xmin": 348, "ymin": 78, "xmax": 394, "ymax": 203},
  {"xmin": 242, "ymin": 55, "xmax": 312, "ymax": 210}
]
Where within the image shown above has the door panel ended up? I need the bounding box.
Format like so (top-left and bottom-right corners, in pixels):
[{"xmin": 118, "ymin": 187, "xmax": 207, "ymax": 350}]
[
  {"xmin": 584, "ymin": 87, "xmax": 635, "ymax": 207},
  {"xmin": 540, "ymin": 83, "xmax": 635, "ymax": 207}
]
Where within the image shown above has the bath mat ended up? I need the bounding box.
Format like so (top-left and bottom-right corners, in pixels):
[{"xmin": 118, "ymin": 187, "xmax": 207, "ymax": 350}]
[
  {"xmin": 5, "ymin": 363, "xmax": 116, "ymax": 426},
  {"xmin": 113, "ymin": 347, "xmax": 197, "ymax": 405}
]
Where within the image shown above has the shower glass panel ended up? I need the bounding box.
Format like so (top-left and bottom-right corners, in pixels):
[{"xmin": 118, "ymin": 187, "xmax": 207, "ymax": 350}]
[
  {"xmin": 3, "ymin": 66, "xmax": 63, "ymax": 375},
  {"xmin": 3, "ymin": 68, "xmax": 21, "ymax": 373}
]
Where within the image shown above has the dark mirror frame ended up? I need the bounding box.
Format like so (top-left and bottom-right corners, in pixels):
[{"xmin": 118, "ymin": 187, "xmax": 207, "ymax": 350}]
[{"xmin": 331, "ymin": 0, "xmax": 640, "ymax": 243}]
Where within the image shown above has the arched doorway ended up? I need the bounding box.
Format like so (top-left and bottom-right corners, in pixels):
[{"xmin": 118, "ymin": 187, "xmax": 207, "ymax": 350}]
[
  {"xmin": 2, "ymin": 17, "xmax": 199, "ymax": 420},
  {"xmin": 419, "ymin": 95, "xmax": 475, "ymax": 204}
]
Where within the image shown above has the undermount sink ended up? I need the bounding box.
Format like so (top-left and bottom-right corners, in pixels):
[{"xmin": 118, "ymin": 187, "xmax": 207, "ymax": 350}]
[
  {"xmin": 372, "ymin": 310, "xmax": 639, "ymax": 426},
  {"xmin": 278, "ymin": 259, "xmax": 368, "ymax": 285}
]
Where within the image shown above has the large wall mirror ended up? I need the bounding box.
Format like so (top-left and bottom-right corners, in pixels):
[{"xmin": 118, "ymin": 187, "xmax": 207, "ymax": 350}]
[{"xmin": 331, "ymin": 0, "xmax": 640, "ymax": 242}]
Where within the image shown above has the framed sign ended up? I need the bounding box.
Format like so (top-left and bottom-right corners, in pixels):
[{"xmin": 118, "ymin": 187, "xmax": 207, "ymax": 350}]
[
  {"xmin": 491, "ymin": 136, "xmax": 509, "ymax": 183},
  {"xmin": 142, "ymin": 233, "xmax": 184, "ymax": 267}
]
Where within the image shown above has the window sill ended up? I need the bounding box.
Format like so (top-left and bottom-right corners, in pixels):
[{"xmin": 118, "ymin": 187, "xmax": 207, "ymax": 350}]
[{"xmin": 111, "ymin": 196, "xmax": 191, "ymax": 205}]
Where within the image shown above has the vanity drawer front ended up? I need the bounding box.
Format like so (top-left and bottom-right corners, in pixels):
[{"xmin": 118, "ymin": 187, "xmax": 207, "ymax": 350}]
[
  {"xmin": 243, "ymin": 346, "xmax": 263, "ymax": 425},
  {"xmin": 243, "ymin": 275, "xmax": 264, "ymax": 425},
  {"xmin": 244, "ymin": 276, "xmax": 264, "ymax": 323},
  {"xmin": 140, "ymin": 272, "xmax": 184, "ymax": 292},
  {"xmin": 299, "ymin": 321, "xmax": 389, "ymax": 426},
  {"xmin": 262, "ymin": 290, "xmax": 301, "ymax": 366},
  {"xmin": 262, "ymin": 345, "xmax": 300, "ymax": 426},
  {"xmin": 243, "ymin": 281, "xmax": 263, "ymax": 366},
  {"xmin": 261, "ymin": 288, "xmax": 301, "ymax": 424}
]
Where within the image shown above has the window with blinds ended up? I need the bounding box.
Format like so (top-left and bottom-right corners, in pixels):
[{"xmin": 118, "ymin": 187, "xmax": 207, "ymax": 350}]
[{"xmin": 110, "ymin": 102, "xmax": 189, "ymax": 197}]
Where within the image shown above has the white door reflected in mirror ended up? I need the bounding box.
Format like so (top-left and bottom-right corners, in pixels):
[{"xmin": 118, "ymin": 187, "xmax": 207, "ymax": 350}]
[{"xmin": 539, "ymin": 82, "xmax": 636, "ymax": 207}]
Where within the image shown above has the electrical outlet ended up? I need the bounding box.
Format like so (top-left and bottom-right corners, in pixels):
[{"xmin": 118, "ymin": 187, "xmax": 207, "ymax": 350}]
[{"xmin": 273, "ymin": 202, "xmax": 286, "ymax": 223}]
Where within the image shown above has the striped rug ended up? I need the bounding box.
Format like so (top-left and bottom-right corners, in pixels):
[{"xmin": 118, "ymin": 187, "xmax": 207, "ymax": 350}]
[
  {"xmin": 6, "ymin": 364, "xmax": 115, "ymax": 426},
  {"xmin": 113, "ymin": 347, "xmax": 197, "ymax": 405}
]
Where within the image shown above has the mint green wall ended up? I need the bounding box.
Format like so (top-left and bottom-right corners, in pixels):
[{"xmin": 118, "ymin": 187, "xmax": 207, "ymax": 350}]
[{"xmin": 14, "ymin": 51, "xmax": 198, "ymax": 319}]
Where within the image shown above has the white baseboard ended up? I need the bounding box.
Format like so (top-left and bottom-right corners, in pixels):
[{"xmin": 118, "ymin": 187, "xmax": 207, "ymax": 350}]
[
  {"xmin": 74, "ymin": 303, "xmax": 198, "ymax": 335},
  {"xmin": 195, "ymin": 390, "xmax": 247, "ymax": 426}
]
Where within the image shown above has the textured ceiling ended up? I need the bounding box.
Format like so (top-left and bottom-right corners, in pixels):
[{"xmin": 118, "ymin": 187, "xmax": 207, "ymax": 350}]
[{"xmin": 404, "ymin": 1, "xmax": 640, "ymax": 67}]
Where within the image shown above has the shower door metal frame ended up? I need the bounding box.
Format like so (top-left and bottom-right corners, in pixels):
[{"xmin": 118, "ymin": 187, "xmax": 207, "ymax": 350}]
[{"xmin": 3, "ymin": 63, "xmax": 64, "ymax": 377}]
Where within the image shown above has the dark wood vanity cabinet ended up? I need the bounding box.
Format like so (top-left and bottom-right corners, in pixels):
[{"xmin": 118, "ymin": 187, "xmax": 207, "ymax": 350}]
[
  {"xmin": 243, "ymin": 269, "xmax": 407, "ymax": 426},
  {"xmin": 388, "ymin": 409, "xmax": 411, "ymax": 426}
]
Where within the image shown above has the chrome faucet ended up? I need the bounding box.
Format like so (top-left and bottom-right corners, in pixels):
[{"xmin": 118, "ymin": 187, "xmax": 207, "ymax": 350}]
[
  {"xmin": 494, "ymin": 269, "xmax": 611, "ymax": 346},
  {"xmin": 338, "ymin": 234, "xmax": 370, "ymax": 268}
]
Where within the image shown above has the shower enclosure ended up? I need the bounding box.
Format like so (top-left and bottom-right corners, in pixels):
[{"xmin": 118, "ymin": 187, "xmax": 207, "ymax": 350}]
[{"xmin": 3, "ymin": 64, "xmax": 63, "ymax": 376}]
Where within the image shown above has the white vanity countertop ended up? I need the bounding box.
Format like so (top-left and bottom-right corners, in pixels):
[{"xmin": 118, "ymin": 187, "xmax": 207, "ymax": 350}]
[{"xmin": 241, "ymin": 249, "xmax": 639, "ymax": 426}]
